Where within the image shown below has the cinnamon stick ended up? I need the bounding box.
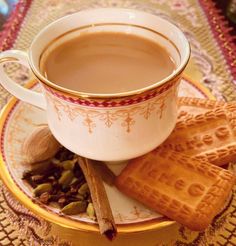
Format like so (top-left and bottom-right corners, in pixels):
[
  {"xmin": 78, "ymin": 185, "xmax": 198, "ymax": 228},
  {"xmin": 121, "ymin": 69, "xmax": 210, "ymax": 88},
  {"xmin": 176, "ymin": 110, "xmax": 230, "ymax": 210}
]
[
  {"xmin": 93, "ymin": 161, "xmax": 116, "ymax": 186},
  {"xmin": 77, "ymin": 156, "xmax": 117, "ymax": 240}
]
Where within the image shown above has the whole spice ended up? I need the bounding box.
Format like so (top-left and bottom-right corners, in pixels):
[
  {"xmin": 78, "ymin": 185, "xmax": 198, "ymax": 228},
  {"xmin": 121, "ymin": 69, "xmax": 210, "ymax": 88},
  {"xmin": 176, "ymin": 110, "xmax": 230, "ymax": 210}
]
[
  {"xmin": 22, "ymin": 126, "xmax": 61, "ymax": 164},
  {"xmin": 39, "ymin": 192, "xmax": 51, "ymax": 204},
  {"xmin": 22, "ymin": 126, "xmax": 116, "ymax": 231},
  {"xmin": 87, "ymin": 202, "xmax": 95, "ymax": 220},
  {"xmin": 77, "ymin": 156, "xmax": 117, "ymax": 240},
  {"xmin": 58, "ymin": 170, "xmax": 74, "ymax": 188},
  {"xmin": 62, "ymin": 160, "xmax": 76, "ymax": 170},
  {"xmin": 34, "ymin": 183, "xmax": 52, "ymax": 196},
  {"xmin": 75, "ymin": 194, "xmax": 84, "ymax": 200},
  {"xmin": 58, "ymin": 197, "xmax": 67, "ymax": 207},
  {"xmin": 61, "ymin": 201, "xmax": 87, "ymax": 215},
  {"xmin": 22, "ymin": 147, "xmax": 95, "ymax": 219},
  {"xmin": 93, "ymin": 161, "xmax": 116, "ymax": 186},
  {"xmin": 22, "ymin": 159, "xmax": 52, "ymax": 178},
  {"xmin": 31, "ymin": 175, "xmax": 44, "ymax": 183},
  {"xmin": 78, "ymin": 183, "xmax": 89, "ymax": 196}
]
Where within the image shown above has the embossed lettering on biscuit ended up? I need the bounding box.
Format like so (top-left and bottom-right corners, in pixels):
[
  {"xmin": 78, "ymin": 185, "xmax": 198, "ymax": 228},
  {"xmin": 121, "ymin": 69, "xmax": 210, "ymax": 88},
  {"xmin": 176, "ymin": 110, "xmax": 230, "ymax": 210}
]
[
  {"xmin": 194, "ymin": 136, "xmax": 204, "ymax": 147},
  {"xmin": 174, "ymin": 179, "xmax": 186, "ymax": 190},
  {"xmin": 207, "ymin": 169, "xmax": 218, "ymax": 178},
  {"xmin": 215, "ymin": 127, "xmax": 230, "ymax": 139},
  {"xmin": 158, "ymin": 173, "xmax": 175, "ymax": 185},
  {"xmin": 188, "ymin": 183, "xmax": 205, "ymax": 196},
  {"xmin": 202, "ymin": 134, "xmax": 213, "ymax": 145}
]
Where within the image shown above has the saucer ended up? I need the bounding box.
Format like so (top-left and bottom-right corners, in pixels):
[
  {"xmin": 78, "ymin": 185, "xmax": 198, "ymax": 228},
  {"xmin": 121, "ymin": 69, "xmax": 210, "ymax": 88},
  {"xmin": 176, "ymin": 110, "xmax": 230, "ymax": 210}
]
[{"xmin": 0, "ymin": 76, "xmax": 214, "ymax": 233}]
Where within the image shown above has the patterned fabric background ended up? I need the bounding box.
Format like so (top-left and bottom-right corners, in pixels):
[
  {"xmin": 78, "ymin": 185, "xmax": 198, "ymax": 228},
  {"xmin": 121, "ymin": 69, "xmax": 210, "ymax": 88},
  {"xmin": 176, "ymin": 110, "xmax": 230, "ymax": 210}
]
[{"xmin": 0, "ymin": 0, "xmax": 236, "ymax": 245}]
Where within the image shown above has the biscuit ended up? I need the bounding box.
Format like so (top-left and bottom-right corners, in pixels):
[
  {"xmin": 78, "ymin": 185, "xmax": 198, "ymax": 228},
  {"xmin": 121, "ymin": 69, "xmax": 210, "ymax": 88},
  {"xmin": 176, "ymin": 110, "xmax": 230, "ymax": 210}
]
[
  {"xmin": 164, "ymin": 104, "xmax": 236, "ymax": 166},
  {"xmin": 115, "ymin": 148, "xmax": 235, "ymax": 231},
  {"xmin": 178, "ymin": 97, "xmax": 226, "ymax": 120}
]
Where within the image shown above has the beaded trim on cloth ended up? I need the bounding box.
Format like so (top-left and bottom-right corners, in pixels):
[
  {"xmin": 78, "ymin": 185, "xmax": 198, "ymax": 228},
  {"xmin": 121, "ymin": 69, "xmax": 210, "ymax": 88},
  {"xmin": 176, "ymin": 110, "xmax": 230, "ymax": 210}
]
[
  {"xmin": 199, "ymin": 0, "xmax": 236, "ymax": 83},
  {"xmin": 0, "ymin": 0, "xmax": 32, "ymax": 51}
]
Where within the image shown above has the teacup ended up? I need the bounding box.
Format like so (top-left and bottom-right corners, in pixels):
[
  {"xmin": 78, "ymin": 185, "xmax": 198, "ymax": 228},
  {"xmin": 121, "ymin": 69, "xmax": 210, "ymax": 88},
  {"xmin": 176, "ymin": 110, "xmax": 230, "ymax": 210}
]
[{"xmin": 0, "ymin": 8, "xmax": 190, "ymax": 161}]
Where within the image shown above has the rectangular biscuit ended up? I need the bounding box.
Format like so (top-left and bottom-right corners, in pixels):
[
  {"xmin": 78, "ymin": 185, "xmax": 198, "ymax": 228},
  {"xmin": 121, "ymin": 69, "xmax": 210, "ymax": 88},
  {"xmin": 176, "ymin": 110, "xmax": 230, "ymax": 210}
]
[
  {"xmin": 164, "ymin": 104, "xmax": 236, "ymax": 166},
  {"xmin": 178, "ymin": 97, "xmax": 228, "ymax": 120},
  {"xmin": 115, "ymin": 148, "xmax": 235, "ymax": 231}
]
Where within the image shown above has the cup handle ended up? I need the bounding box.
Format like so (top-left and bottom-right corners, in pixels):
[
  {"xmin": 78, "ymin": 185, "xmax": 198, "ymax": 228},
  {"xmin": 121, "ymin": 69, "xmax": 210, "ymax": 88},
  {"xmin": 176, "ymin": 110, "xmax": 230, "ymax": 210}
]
[{"xmin": 0, "ymin": 50, "xmax": 46, "ymax": 110}]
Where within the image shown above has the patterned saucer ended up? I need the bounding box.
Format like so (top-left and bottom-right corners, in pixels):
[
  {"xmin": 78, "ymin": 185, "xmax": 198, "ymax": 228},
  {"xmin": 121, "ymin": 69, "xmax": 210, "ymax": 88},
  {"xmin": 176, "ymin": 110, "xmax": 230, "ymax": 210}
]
[{"xmin": 0, "ymin": 76, "xmax": 214, "ymax": 233}]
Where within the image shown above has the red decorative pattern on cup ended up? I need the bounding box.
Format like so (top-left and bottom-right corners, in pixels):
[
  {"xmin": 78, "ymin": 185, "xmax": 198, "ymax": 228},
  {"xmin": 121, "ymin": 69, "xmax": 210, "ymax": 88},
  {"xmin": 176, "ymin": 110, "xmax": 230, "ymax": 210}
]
[
  {"xmin": 43, "ymin": 80, "xmax": 178, "ymax": 108},
  {"xmin": 46, "ymin": 87, "xmax": 177, "ymax": 134}
]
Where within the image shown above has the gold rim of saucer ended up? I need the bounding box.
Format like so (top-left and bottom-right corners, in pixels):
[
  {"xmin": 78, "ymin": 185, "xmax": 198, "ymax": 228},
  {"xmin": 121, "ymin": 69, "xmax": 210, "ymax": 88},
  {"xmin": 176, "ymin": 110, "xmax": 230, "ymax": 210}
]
[
  {"xmin": 29, "ymin": 22, "xmax": 191, "ymax": 100},
  {"xmin": 0, "ymin": 77, "xmax": 214, "ymax": 233}
]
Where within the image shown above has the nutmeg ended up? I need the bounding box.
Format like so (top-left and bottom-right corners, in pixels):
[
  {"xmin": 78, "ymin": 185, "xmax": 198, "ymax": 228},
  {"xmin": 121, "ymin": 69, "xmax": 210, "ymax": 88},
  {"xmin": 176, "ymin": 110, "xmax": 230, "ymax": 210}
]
[{"xmin": 22, "ymin": 125, "xmax": 61, "ymax": 164}]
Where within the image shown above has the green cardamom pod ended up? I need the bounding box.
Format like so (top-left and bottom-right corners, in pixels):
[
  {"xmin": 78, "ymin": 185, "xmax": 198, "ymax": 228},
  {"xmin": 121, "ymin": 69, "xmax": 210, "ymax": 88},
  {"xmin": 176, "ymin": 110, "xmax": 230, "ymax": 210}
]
[
  {"xmin": 70, "ymin": 177, "xmax": 78, "ymax": 185},
  {"xmin": 78, "ymin": 183, "xmax": 89, "ymax": 196},
  {"xmin": 33, "ymin": 183, "xmax": 52, "ymax": 196},
  {"xmin": 86, "ymin": 203, "xmax": 95, "ymax": 220},
  {"xmin": 58, "ymin": 170, "xmax": 74, "ymax": 187},
  {"xmin": 62, "ymin": 159, "xmax": 76, "ymax": 170},
  {"xmin": 62, "ymin": 201, "xmax": 87, "ymax": 215},
  {"xmin": 75, "ymin": 194, "xmax": 84, "ymax": 201},
  {"xmin": 51, "ymin": 158, "xmax": 63, "ymax": 168}
]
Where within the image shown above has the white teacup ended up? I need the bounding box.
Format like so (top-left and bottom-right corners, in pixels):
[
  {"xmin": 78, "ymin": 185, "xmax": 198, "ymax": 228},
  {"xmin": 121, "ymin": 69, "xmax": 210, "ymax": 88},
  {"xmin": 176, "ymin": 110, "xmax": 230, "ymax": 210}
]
[{"xmin": 0, "ymin": 8, "xmax": 190, "ymax": 161}]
